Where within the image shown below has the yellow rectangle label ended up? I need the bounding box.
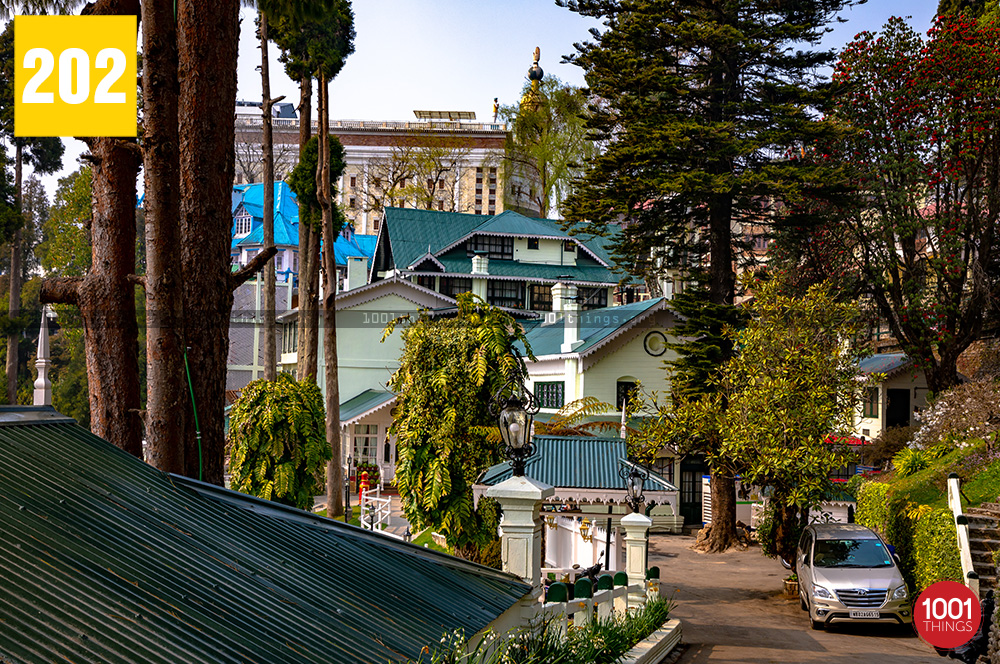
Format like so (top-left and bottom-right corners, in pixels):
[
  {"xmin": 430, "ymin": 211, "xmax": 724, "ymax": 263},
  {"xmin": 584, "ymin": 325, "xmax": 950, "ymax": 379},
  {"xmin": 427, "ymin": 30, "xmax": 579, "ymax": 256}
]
[{"xmin": 15, "ymin": 15, "xmax": 137, "ymax": 137}]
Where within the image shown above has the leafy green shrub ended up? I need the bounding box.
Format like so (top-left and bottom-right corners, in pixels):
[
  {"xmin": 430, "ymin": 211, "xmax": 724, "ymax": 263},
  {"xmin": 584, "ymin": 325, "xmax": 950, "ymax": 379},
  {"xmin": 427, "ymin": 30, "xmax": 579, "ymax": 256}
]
[
  {"xmin": 856, "ymin": 481, "xmax": 892, "ymax": 532},
  {"xmin": 912, "ymin": 508, "xmax": 963, "ymax": 590},
  {"xmin": 228, "ymin": 374, "xmax": 330, "ymax": 510},
  {"xmin": 855, "ymin": 480, "xmax": 961, "ymax": 592},
  {"xmin": 845, "ymin": 473, "xmax": 866, "ymax": 499},
  {"xmin": 893, "ymin": 447, "xmax": 929, "ymax": 478},
  {"xmin": 867, "ymin": 425, "xmax": 918, "ymax": 469}
]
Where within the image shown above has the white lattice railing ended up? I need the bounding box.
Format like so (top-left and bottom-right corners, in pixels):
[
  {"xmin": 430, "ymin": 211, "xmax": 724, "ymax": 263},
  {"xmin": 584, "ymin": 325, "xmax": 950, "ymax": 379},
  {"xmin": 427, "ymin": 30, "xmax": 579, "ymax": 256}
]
[{"xmin": 360, "ymin": 485, "xmax": 391, "ymax": 532}]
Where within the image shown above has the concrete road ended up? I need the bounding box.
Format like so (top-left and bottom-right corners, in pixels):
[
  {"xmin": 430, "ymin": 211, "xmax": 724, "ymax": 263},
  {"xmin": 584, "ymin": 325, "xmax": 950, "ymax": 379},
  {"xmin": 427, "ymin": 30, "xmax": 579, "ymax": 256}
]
[{"xmin": 649, "ymin": 534, "xmax": 941, "ymax": 664}]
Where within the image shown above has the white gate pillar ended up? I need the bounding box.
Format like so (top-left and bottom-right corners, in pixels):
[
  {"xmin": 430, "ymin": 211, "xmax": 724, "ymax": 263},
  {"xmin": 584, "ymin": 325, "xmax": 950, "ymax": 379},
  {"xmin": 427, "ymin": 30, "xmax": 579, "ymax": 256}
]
[
  {"xmin": 486, "ymin": 475, "xmax": 554, "ymax": 588},
  {"xmin": 622, "ymin": 511, "xmax": 652, "ymax": 607}
]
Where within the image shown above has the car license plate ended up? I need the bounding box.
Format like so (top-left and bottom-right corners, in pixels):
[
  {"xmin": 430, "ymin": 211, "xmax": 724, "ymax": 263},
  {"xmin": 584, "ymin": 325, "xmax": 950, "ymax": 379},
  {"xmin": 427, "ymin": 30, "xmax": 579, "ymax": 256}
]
[{"xmin": 849, "ymin": 611, "xmax": 880, "ymax": 619}]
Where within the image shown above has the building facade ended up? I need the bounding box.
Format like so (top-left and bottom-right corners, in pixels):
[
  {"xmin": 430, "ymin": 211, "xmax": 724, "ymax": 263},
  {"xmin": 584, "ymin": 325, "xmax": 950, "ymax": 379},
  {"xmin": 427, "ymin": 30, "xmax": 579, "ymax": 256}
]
[{"xmin": 233, "ymin": 109, "xmax": 535, "ymax": 234}]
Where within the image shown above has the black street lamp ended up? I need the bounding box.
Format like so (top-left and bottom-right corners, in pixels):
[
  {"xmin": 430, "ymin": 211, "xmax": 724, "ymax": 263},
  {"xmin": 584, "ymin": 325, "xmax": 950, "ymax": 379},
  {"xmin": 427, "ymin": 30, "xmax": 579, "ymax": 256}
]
[
  {"xmin": 490, "ymin": 373, "xmax": 538, "ymax": 476},
  {"xmin": 345, "ymin": 455, "xmax": 353, "ymax": 520},
  {"xmin": 619, "ymin": 463, "xmax": 648, "ymax": 513}
]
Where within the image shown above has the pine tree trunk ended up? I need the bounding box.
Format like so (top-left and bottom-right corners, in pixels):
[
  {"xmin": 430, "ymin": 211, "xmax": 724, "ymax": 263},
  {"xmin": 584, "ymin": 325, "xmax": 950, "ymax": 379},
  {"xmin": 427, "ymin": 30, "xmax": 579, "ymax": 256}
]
[
  {"xmin": 296, "ymin": 74, "xmax": 320, "ymax": 382},
  {"xmin": 698, "ymin": 54, "xmax": 740, "ymax": 552},
  {"xmin": 37, "ymin": 0, "xmax": 144, "ymax": 456},
  {"xmin": 142, "ymin": 0, "xmax": 186, "ymax": 474},
  {"xmin": 177, "ymin": 0, "xmax": 240, "ymax": 484},
  {"xmin": 318, "ymin": 78, "xmax": 343, "ymax": 517},
  {"xmin": 260, "ymin": 12, "xmax": 277, "ymax": 382},
  {"xmin": 6, "ymin": 144, "xmax": 22, "ymax": 404},
  {"xmin": 41, "ymin": 136, "xmax": 143, "ymax": 456}
]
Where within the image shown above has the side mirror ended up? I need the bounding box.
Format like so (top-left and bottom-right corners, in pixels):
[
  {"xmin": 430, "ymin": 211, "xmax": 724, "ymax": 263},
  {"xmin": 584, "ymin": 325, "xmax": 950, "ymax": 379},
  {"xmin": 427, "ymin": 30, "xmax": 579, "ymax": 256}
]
[{"xmin": 781, "ymin": 556, "xmax": 793, "ymax": 570}]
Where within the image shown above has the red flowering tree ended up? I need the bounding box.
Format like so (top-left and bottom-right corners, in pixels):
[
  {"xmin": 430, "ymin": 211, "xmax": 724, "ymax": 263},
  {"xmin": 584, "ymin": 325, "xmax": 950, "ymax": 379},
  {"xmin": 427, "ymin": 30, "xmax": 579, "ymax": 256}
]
[{"xmin": 776, "ymin": 15, "xmax": 1000, "ymax": 394}]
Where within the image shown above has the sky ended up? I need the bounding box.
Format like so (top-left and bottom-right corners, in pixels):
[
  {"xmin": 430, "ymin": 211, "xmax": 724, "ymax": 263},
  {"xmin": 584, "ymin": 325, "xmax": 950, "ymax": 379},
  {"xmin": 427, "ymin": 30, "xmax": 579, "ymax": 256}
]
[{"xmin": 34, "ymin": 0, "xmax": 940, "ymax": 196}]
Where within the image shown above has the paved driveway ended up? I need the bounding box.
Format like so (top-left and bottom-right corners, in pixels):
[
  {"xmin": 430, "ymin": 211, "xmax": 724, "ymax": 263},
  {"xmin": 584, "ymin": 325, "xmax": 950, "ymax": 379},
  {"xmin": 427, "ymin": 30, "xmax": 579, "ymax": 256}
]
[{"xmin": 649, "ymin": 534, "xmax": 940, "ymax": 664}]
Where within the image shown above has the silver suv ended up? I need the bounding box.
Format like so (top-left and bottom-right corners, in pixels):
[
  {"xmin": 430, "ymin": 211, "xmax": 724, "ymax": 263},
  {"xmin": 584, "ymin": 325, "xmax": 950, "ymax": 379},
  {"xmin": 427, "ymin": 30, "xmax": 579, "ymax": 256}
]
[{"xmin": 796, "ymin": 523, "xmax": 912, "ymax": 630}]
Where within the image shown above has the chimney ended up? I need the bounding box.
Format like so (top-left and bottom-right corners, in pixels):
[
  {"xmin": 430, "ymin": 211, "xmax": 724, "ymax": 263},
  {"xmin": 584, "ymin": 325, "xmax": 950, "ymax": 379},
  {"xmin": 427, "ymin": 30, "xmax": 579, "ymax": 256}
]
[
  {"xmin": 471, "ymin": 253, "xmax": 490, "ymax": 275},
  {"xmin": 346, "ymin": 256, "xmax": 368, "ymax": 291},
  {"xmin": 553, "ymin": 282, "xmax": 584, "ymax": 353}
]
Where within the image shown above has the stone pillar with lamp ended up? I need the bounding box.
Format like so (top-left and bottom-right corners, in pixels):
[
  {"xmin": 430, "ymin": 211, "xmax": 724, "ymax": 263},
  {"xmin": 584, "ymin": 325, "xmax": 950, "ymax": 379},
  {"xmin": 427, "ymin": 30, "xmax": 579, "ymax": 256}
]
[{"xmin": 485, "ymin": 372, "xmax": 553, "ymax": 589}]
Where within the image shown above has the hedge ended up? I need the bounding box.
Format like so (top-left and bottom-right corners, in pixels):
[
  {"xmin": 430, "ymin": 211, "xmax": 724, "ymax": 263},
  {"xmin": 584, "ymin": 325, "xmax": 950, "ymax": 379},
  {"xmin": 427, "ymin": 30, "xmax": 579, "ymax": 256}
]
[{"xmin": 855, "ymin": 480, "xmax": 962, "ymax": 593}]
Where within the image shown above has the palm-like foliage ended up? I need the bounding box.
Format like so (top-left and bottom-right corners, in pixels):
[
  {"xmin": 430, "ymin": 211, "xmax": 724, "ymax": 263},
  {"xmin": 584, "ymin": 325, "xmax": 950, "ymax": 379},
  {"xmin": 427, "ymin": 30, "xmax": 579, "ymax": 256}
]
[
  {"xmin": 228, "ymin": 373, "xmax": 331, "ymax": 510},
  {"xmin": 535, "ymin": 397, "xmax": 628, "ymax": 438},
  {"xmin": 0, "ymin": 1, "xmax": 82, "ymax": 19}
]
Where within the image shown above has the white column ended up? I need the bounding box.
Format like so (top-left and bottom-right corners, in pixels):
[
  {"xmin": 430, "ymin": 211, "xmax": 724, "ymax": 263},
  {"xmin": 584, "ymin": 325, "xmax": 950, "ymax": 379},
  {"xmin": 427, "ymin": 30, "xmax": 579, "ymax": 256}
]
[
  {"xmin": 621, "ymin": 512, "xmax": 652, "ymax": 607},
  {"xmin": 33, "ymin": 306, "xmax": 53, "ymax": 406},
  {"xmin": 486, "ymin": 475, "xmax": 554, "ymax": 588}
]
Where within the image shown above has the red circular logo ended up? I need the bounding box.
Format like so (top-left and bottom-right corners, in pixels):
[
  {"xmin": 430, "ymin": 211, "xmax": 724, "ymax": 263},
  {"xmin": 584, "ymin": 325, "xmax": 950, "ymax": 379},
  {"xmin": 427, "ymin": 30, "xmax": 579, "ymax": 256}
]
[{"xmin": 914, "ymin": 581, "xmax": 981, "ymax": 650}]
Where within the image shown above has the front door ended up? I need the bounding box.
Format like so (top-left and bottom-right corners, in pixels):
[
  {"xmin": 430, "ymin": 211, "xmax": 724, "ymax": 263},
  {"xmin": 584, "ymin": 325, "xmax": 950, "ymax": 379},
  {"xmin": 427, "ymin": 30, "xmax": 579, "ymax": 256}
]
[
  {"xmin": 679, "ymin": 456, "xmax": 708, "ymax": 525},
  {"xmin": 886, "ymin": 389, "xmax": 910, "ymax": 428}
]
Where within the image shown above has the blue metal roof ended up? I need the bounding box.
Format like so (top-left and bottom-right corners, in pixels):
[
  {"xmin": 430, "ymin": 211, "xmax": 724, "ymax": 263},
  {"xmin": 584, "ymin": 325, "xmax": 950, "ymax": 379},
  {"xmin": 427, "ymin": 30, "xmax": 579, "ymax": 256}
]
[
  {"xmin": 238, "ymin": 181, "xmax": 300, "ymax": 224},
  {"xmin": 0, "ymin": 407, "xmax": 529, "ymax": 663},
  {"xmin": 858, "ymin": 353, "xmax": 911, "ymax": 376},
  {"xmin": 478, "ymin": 436, "xmax": 676, "ymax": 493}
]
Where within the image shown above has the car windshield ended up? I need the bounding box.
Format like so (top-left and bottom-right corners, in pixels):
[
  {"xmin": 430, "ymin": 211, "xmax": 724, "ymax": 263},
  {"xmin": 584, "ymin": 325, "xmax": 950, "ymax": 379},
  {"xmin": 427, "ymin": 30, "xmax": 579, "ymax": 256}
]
[{"xmin": 812, "ymin": 538, "xmax": 893, "ymax": 568}]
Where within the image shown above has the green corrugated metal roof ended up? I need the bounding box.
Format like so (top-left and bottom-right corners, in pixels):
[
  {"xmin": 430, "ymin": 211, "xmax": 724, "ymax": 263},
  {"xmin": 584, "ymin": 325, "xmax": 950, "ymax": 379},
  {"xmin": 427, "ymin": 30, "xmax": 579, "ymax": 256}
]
[
  {"xmin": 383, "ymin": 207, "xmax": 485, "ymax": 270},
  {"xmin": 340, "ymin": 389, "xmax": 396, "ymax": 423},
  {"xmin": 0, "ymin": 407, "xmax": 529, "ymax": 664},
  {"xmin": 518, "ymin": 298, "xmax": 666, "ymax": 357},
  {"xmin": 433, "ymin": 256, "xmax": 616, "ymax": 285},
  {"xmin": 478, "ymin": 436, "xmax": 676, "ymax": 492},
  {"xmin": 475, "ymin": 212, "xmax": 569, "ymax": 239},
  {"xmin": 382, "ymin": 208, "xmax": 621, "ymax": 274}
]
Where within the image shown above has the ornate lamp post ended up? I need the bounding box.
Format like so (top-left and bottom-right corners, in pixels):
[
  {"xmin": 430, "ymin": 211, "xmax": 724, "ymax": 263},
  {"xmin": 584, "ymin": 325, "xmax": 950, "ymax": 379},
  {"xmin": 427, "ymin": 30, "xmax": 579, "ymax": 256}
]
[
  {"xmin": 490, "ymin": 373, "xmax": 539, "ymax": 476},
  {"xmin": 620, "ymin": 464, "xmax": 648, "ymax": 513}
]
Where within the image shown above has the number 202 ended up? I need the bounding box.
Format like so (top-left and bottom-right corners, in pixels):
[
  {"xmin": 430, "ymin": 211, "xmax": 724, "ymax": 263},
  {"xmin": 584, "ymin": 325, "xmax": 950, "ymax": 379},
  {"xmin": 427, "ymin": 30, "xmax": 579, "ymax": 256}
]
[{"xmin": 22, "ymin": 47, "xmax": 127, "ymax": 105}]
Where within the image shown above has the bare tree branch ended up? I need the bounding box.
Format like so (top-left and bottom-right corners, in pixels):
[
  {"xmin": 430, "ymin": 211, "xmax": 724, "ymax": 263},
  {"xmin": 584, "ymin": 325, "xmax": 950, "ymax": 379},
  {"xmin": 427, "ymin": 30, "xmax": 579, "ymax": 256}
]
[{"xmin": 230, "ymin": 246, "xmax": 278, "ymax": 290}]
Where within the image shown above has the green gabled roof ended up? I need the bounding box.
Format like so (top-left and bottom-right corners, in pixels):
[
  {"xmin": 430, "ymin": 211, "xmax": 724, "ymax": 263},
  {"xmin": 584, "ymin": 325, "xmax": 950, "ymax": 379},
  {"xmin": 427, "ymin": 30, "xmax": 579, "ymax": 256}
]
[
  {"xmin": 572, "ymin": 228, "xmax": 621, "ymax": 269},
  {"xmin": 340, "ymin": 389, "xmax": 397, "ymax": 423},
  {"xmin": 0, "ymin": 407, "xmax": 528, "ymax": 664},
  {"xmin": 519, "ymin": 298, "xmax": 666, "ymax": 357},
  {"xmin": 478, "ymin": 436, "xmax": 676, "ymax": 493},
  {"xmin": 433, "ymin": 256, "xmax": 616, "ymax": 285},
  {"xmin": 475, "ymin": 211, "xmax": 569, "ymax": 239},
  {"xmin": 382, "ymin": 208, "xmax": 619, "ymax": 272},
  {"xmin": 383, "ymin": 207, "xmax": 485, "ymax": 270}
]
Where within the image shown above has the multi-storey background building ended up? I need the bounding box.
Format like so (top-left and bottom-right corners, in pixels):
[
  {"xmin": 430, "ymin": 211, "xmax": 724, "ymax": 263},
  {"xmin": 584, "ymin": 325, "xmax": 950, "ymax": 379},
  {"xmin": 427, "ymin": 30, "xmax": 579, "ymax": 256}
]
[{"xmin": 234, "ymin": 108, "xmax": 539, "ymax": 234}]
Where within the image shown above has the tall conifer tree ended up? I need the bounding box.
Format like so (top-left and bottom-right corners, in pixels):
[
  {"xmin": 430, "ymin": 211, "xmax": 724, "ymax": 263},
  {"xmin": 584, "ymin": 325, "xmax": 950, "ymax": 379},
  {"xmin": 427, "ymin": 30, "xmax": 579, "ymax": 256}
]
[{"xmin": 559, "ymin": 0, "xmax": 857, "ymax": 551}]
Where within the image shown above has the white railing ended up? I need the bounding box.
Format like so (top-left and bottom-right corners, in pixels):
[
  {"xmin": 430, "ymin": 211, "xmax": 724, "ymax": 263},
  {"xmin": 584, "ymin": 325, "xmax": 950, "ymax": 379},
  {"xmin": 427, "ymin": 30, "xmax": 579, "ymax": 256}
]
[
  {"xmin": 947, "ymin": 473, "xmax": 980, "ymax": 596},
  {"xmin": 538, "ymin": 577, "xmax": 661, "ymax": 637},
  {"xmin": 234, "ymin": 116, "xmax": 506, "ymax": 133},
  {"xmin": 360, "ymin": 485, "xmax": 391, "ymax": 532}
]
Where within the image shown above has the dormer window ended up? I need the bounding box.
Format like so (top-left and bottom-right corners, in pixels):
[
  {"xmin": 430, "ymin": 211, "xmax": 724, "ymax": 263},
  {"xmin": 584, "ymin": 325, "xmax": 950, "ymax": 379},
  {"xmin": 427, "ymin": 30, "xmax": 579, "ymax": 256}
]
[
  {"xmin": 467, "ymin": 235, "xmax": 513, "ymax": 260},
  {"xmin": 234, "ymin": 214, "xmax": 252, "ymax": 237}
]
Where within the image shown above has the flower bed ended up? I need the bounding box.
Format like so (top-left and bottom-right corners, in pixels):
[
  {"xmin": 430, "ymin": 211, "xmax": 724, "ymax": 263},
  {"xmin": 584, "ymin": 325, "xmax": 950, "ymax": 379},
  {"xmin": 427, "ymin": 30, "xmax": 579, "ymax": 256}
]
[{"xmin": 412, "ymin": 598, "xmax": 675, "ymax": 664}]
